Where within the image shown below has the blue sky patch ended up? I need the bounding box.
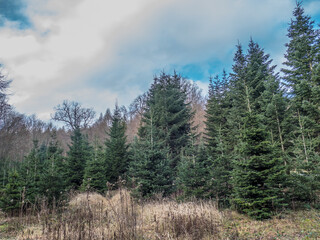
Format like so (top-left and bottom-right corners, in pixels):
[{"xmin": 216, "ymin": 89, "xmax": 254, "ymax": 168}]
[{"xmin": 0, "ymin": 0, "xmax": 31, "ymax": 29}]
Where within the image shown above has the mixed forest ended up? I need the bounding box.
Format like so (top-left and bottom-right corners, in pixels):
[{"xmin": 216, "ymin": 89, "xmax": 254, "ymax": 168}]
[{"xmin": 1, "ymin": 2, "xmax": 320, "ymax": 226}]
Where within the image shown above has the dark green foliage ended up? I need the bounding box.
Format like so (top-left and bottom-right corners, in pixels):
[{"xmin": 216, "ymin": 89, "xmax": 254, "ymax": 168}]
[
  {"xmin": 205, "ymin": 72, "xmax": 233, "ymax": 206},
  {"xmin": 129, "ymin": 72, "xmax": 193, "ymax": 197},
  {"xmin": 209, "ymin": 146, "xmax": 233, "ymax": 208},
  {"xmin": 130, "ymin": 73, "xmax": 193, "ymax": 196},
  {"xmin": 282, "ymin": 2, "xmax": 317, "ymax": 101},
  {"xmin": 66, "ymin": 128, "xmax": 93, "ymax": 190},
  {"xmin": 17, "ymin": 137, "xmax": 65, "ymax": 205},
  {"xmin": 19, "ymin": 141, "xmax": 45, "ymax": 204},
  {"xmin": 205, "ymin": 38, "xmax": 290, "ymax": 217},
  {"xmin": 232, "ymin": 113, "xmax": 285, "ymax": 220},
  {"xmin": 40, "ymin": 135, "xmax": 65, "ymax": 204},
  {"xmin": 0, "ymin": 158, "xmax": 19, "ymax": 188},
  {"xmin": 147, "ymin": 72, "xmax": 193, "ymax": 169},
  {"xmin": 281, "ymin": 2, "xmax": 320, "ymax": 205},
  {"xmin": 230, "ymin": 40, "xmax": 277, "ymax": 115},
  {"xmin": 262, "ymin": 76, "xmax": 290, "ymax": 152},
  {"xmin": 105, "ymin": 105, "xmax": 129, "ymax": 184},
  {"xmin": 0, "ymin": 170, "xmax": 22, "ymax": 214},
  {"xmin": 83, "ymin": 145, "xmax": 107, "ymax": 193},
  {"xmin": 129, "ymin": 111, "xmax": 174, "ymax": 198},
  {"xmin": 177, "ymin": 143, "xmax": 212, "ymax": 199},
  {"xmin": 281, "ymin": 1, "xmax": 319, "ymax": 155}
]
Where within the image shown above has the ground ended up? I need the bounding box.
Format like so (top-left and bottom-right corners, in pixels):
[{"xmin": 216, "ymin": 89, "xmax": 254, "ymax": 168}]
[{"xmin": 0, "ymin": 190, "xmax": 319, "ymax": 239}]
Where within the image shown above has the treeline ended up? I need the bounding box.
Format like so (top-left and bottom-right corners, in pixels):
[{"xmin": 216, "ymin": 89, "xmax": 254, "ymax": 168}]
[{"xmin": 1, "ymin": 2, "xmax": 320, "ymax": 220}]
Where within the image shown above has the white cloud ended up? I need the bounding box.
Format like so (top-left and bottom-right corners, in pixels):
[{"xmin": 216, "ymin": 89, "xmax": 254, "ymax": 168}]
[
  {"xmin": 195, "ymin": 80, "xmax": 209, "ymax": 98},
  {"xmin": 0, "ymin": 0, "xmax": 318, "ymax": 122},
  {"xmin": 1, "ymin": 0, "xmax": 165, "ymax": 118}
]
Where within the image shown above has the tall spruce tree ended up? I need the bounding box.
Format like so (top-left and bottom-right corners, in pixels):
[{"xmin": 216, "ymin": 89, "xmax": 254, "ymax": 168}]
[
  {"xmin": 147, "ymin": 72, "xmax": 193, "ymax": 169},
  {"xmin": 129, "ymin": 110, "xmax": 173, "ymax": 197},
  {"xmin": 232, "ymin": 113, "xmax": 285, "ymax": 220},
  {"xmin": 66, "ymin": 128, "xmax": 93, "ymax": 190},
  {"xmin": 261, "ymin": 76, "xmax": 289, "ymax": 155},
  {"xmin": 177, "ymin": 143, "xmax": 212, "ymax": 199},
  {"xmin": 40, "ymin": 134, "xmax": 65, "ymax": 203},
  {"xmin": 83, "ymin": 145, "xmax": 107, "ymax": 193},
  {"xmin": 129, "ymin": 72, "xmax": 192, "ymax": 197},
  {"xmin": 105, "ymin": 104, "xmax": 129, "ymax": 185},
  {"xmin": 282, "ymin": 2, "xmax": 317, "ymax": 102},
  {"xmin": 281, "ymin": 2, "xmax": 319, "ymax": 159},
  {"xmin": 228, "ymin": 40, "xmax": 286, "ymax": 219},
  {"xmin": 19, "ymin": 141, "xmax": 45, "ymax": 204},
  {"xmin": 0, "ymin": 170, "xmax": 22, "ymax": 215},
  {"xmin": 281, "ymin": 2, "xmax": 320, "ymax": 205},
  {"xmin": 205, "ymin": 72, "xmax": 233, "ymax": 206}
]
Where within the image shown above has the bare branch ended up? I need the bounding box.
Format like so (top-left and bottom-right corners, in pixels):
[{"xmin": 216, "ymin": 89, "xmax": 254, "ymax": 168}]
[{"xmin": 51, "ymin": 100, "xmax": 96, "ymax": 130}]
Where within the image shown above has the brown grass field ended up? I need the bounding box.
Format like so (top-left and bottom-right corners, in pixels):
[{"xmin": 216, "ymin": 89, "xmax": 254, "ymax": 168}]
[{"xmin": 0, "ymin": 189, "xmax": 319, "ymax": 239}]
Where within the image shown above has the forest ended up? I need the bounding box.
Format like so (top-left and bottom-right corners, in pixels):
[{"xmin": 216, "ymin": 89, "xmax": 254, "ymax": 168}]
[{"xmin": 0, "ymin": 2, "xmax": 320, "ymax": 239}]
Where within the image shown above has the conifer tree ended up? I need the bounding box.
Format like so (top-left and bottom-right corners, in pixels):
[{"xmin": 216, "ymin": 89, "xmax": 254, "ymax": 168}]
[
  {"xmin": 19, "ymin": 141, "xmax": 45, "ymax": 204},
  {"xmin": 177, "ymin": 143, "xmax": 212, "ymax": 199},
  {"xmin": 281, "ymin": 2, "xmax": 320, "ymax": 204},
  {"xmin": 0, "ymin": 170, "xmax": 22, "ymax": 215},
  {"xmin": 147, "ymin": 72, "xmax": 193, "ymax": 169},
  {"xmin": 129, "ymin": 72, "xmax": 194, "ymax": 197},
  {"xmin": 83, "ymin": 145, "xmax": 107, "ymax": 193},
  {"xmin": 40, "ymin": 134, "xmax": 65, "ymax": 203},
  {"xmin": 205, "ymin": 72, "xmax": 233, "ymax": 206},
  {"xmin": 232, "ymin": 113, "xmax": 285, "ymax": 220},
  {"xmin": 281, "ymin": 2, "xmax": 319, "ymax": 158},
  {"xmin": 66, "ymin": 128, "xmax": 93, "ymax": 190},
  {"xmin": 262, "ymin": 76, "xmax": 289, "ymax": 154},
  {"xmin": 230, "ymin": 39, "xmax": 276, "ymax": 116},
  {"xmin": 228, "ymin": 40, "xmax": 286, "ymax": 218},
  {"xmin": 105, "ymin": 105, "xmax": 129, "ymax": 184},
  {"xmin": 282, "ymin": 2, "xmax": 317, "ymax": 102},
  {"xmin": 129, "ymin": 109, "xmax": 173, "ymax": 197}
]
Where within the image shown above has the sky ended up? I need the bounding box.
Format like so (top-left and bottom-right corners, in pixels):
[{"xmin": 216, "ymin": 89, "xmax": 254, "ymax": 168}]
[{"xmin": 0, "ymin": 0, "xmax": 320, "ymax": 122}]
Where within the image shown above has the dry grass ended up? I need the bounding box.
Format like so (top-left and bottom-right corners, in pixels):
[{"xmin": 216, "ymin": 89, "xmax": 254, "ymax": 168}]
[
  {"xmin": 140, "ymin": 200, "xmax": 222, "ymax": 239},
  {"xmin": 219, "ymin": 210, "xmax": 320, "ymax": 239},
  {"xmin": 69, "ymin": 192, "xmax": 109, "ymax": 209},
  {"xmin": 1, "ymin": 190, "xmax": 319, "ymax": 240}
]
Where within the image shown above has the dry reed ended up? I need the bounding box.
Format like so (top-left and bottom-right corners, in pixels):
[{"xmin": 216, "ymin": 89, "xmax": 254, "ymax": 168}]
[{"xmin": 12, "ymin": 188, "xmax": 222, "ymax": 240}]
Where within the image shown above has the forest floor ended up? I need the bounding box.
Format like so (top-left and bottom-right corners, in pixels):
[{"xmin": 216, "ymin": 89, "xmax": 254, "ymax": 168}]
[{"xmin": 0, "ymin": 190, "xmax": 320, "ymax": 240}]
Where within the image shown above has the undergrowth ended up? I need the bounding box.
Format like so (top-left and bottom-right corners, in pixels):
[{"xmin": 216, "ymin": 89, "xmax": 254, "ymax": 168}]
[{"xmin": 0, "ymin": 188, "xmax": 319, "ymax": 240}]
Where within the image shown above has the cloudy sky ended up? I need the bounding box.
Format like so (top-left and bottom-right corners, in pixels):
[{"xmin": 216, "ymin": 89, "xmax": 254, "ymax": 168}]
[{"xmin": 1, "ymin": 0, "xmax": 320, "ymax": 121}]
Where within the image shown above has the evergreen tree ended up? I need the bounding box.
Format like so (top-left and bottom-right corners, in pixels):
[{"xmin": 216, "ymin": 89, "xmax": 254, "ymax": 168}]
[
  {"xmin": 227, "ymin": 40, "xmax": 287, "ymax": 218},
  {"xmin": 281, "ymin": 2, "xmax": 320, "ymax": 205},
  {"xmin": 19, "ymin": 141, "xmax": 45, "ymax": 204},
  {"xmin": 205, "ymin": 72, "xmax": 233, "ymax": 206},
  {"xmin": 281, "ymin": 2, "xmax": 319, "ymax": 159},
  {"xmin": 177, "ymin": 143, "xmax": 212, "ymax": 199},
  {"xmin": 282, "ymin": 2, "xmax": 317, "ymax": 103},
  {"xmin": 66, "ymin": 128, "xmax": 93, "ymax": 190},
  {"xmin": 129, "ymin": 116, "xmax": 173, "ymax": 197},
  {"xmin": 230, "ymin": 39, "xmax": 277, "ymax": 116},
  {"xmin": 105, "ymin": 105, "xmax": 129, "ymax": 184},
  {"xmin": 83, "ymin": 145, "xmax": 107, "ymax": 193},
  {"xmin": 232, "ymin": 113, "xmax": 285, "ymax": 220},
  {"xmin": 40, "ymin": 134, "xmax": 65, "ymax": 203},
  {"xmin": 129, "ymin": 72, "xmax": 193, "ymax": 197},
  {"xmin": 0, "ymin": 170, "xmax": 22, "ymax": 215},
  {"xmin": 262, "ymin": 76, "xmax": 289, "ymax": 154},
  {"xmin": 147, "ymin": 72, "xmax": 193, "ymax": 169}
]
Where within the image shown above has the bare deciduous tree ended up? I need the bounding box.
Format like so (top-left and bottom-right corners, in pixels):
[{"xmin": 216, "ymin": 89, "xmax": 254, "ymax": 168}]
[
  {"xmin": 129, "ymin": 93, "xmax": 147, "ymax": 118},
  {"xmin": 0, "ymin": 66, "xmax": 12, "ymax": 124},
  {"xmin": 51, "ymin": 100, "xmax": 96, "ymax": 130}
]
